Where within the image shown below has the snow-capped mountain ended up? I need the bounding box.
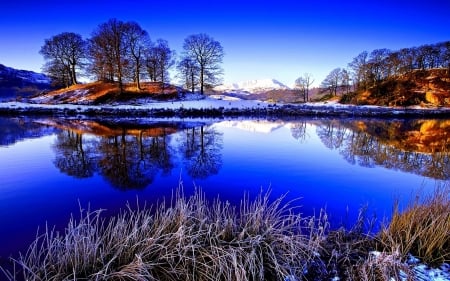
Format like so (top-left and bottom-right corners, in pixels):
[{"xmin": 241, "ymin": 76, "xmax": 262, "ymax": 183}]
[
  {"xmin": 0, "ymin": 64, "xmax": 51, "ymax": 86},
  {"xmin": 214, "ymin": 79, "xmax": 290, "ymax": 94}
]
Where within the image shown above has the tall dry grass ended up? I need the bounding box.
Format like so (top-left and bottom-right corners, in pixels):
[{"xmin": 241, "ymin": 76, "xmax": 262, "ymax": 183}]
[
  {"xmin": 380, "ymin": 186, "xmax": 450, "ymax": 265},
  {"xmin": 2, "ymin": 185, "xmax": 449, "ymax": 280},
  {"xmin": 3, "ymin": 188, "xmax": 327, "ymax": 281}
]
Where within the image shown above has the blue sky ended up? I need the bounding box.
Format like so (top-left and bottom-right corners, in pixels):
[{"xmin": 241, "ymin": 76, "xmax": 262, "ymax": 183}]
[{"xmin": 0, "ymin": 0, "xmax": 449, "ymax": 87}]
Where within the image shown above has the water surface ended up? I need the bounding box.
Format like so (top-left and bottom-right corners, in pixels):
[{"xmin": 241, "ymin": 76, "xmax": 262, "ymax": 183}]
[{"xmin": 0, "ymin": 116, "xmax": 448, "ymax": 261}]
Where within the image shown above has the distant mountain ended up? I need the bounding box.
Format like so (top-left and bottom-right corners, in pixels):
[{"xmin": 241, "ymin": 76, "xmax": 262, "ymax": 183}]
[
  {"xmin": 214, "ymin": 79, "xmax": 290, "ymax": 94},
  {"xmin": 0, "ymin": 64, "xmax": 51, "ymax": 101}
]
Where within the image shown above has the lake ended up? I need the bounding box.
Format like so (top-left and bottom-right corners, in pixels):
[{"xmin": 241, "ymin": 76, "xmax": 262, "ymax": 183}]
[{"xmin": 0, "ymin": 116, "xmax": 449, "ymax": 262}]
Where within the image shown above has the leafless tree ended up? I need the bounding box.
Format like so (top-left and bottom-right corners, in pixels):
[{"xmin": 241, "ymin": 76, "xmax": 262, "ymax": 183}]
[
  {"xmin": 145, "ymin": 39, "xmax": 175, "ymax": 90},
  {"xmin": 40, "ymin": 32, "xmax": 86, "ymax": 87},
  {"xmin": 348, "ymin": 51, "xmax": 368, "ymax": 91},
  {"xmin": 321, "ymin": 68, "xmax": 342, "ymax": 96},
  {"xmin": 89, "ymin": 18, "xmax": 129, "ymax": 94},
  {"xmin": 123, "ymin": 22, "xmax": 150, "ymax": 90},
  {"xmin": 177, "ymin": 57, "xmax": 199, "ymax": 93},
  {"xmin": 182, "ymin": 33, "xmax": 224, "ymax": 94},
  {"xmin": 294, "ymin": 73, "xmax": 314, "ymax": 102}
]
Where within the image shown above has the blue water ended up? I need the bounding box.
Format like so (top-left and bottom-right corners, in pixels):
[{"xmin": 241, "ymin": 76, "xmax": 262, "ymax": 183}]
[{"xmin": 0, "ymin": 117, "xmax": 447, "ymax": 261}]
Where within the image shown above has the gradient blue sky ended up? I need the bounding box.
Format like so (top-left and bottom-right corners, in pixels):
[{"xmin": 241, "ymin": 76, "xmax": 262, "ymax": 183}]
[{"xmin": 1, "ymin": 0, "xmax": 449, "ymax": 87}]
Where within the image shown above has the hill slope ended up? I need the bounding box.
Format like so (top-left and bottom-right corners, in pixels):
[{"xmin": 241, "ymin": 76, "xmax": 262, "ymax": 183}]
[
  {"xmin": 0, "ymin": 64, "xmax": 51, "ymax": 100},
  {"xmin": 30, "ymin": 81, "xmax": 180, "ymax": 104},
  {"xmin": 341, "ymin": 69, "xmax": 450, "ymax": 107}
]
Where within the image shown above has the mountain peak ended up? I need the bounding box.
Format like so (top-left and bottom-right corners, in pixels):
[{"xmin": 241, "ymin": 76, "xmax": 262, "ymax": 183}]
[{"xmin": 215, "ymin": 78, "xmax": 290, "ymax": 94}]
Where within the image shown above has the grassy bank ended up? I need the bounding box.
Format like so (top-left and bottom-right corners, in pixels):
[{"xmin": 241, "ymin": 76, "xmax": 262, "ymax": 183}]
[{"xmin": 2, "ymin": 186, "xmax": 449, "ymax": 281}]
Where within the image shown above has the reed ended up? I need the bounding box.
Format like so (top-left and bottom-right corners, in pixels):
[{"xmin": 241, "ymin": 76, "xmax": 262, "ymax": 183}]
[
  {"xmin": 3, "ymin": 185, "xmax": 449, "ymax": 280},
  {"xmin": 4, "ymin": 188, "xmax": 325, "ymax": 281},
  {"xmin": 380, "ymin": 186, "xmax": 450, "ymax": 265}
]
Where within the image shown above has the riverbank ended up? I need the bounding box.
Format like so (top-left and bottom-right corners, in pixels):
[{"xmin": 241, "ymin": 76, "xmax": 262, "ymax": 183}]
[
  {"xmin": 2, "ymin": 186, "xmax": 449, "ymax": 281},
  {"xmin": 0, "ymin": 97, "xmax": 450, "ymax": 119}
]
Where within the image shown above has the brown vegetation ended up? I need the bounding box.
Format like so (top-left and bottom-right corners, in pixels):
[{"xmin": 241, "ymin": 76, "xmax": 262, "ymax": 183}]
[
  {"xmin": 380, "ymin": 187, "xmax": 450, "ymax": 265},
  {"xmin": 341, "ymin": 69, "xmax": 450, "ymax": 107},
  {"xmin": 31, "ymin": 81, "xmax": 180, "ymax": 104},
  {"xmin": 37, "ymin": 119, "xmax": 179, "ymax": 137}
]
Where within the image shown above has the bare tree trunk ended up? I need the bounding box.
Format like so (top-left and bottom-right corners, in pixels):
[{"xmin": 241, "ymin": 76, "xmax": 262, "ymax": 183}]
[
  {"xmin": 200, "ymin": 65, "xmax": 204, "ymax": 95},
  {"xmin": 71, "ymin": 64, "xmax": 77, "ymax": 85},
  {"xmin": 161, "ymin": 70, "xmax": 165, "ymax": 94}
]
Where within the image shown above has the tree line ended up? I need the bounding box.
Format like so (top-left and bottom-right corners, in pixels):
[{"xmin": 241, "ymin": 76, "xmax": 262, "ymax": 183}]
[
  {"xmin": 319, "ymin": 41, "xmax": 450, "ymax": 96},
  {"xmin": 40, "ymin": 18, "xmax": 224, "ymax": 94}
]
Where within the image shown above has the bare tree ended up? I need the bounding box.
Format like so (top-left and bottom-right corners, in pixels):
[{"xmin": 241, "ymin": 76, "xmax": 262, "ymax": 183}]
[
  {"xmin": 348, "ymin": 51, "xmax": 368, "ymax": 91},
  {"xmin": 294, "ymin": 73, "xmax": 314, "ymax": 102},
  {"xmin": 89, "ymin": 18, "xmax": 128, "ymax": 94},
  {"xmin": 40, "ymin": 32, "xmax": 86, "ymax": 87},
  {"xmin": 123, "ymin": 22, "xmax": 150, "ymax": 90},
  {"xmin": 177, "ymin": 57, "xmax": 199, "ymax": 93},
  {"xmin": 144, "ymin": 39, "xmax": 175, "ymax": 91},
  {"xmin": 182, "ymin": 33, "xmax": 224, "ymax": 94},
  {"xmin": 340, "ymin": 69, "xmax": 351, "ymax": 94},
  {"xmin": 321, "ymin": 68, "xmax": 342, "ymax": 96}
]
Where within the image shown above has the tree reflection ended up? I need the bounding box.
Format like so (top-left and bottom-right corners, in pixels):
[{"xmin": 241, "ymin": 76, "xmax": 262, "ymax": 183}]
[
  {"xmin": 316, "ymin": 120, "xmax": 348, "ymax": 150},
  {"xmin": 179, "ymin": 126, "xmax": 223, "ymax": 179},
  {"xmin": 316, "ymin": 119, "xmax": 450, "ymax": 180},
  {"xmin": 50, "ymin": 120, "xmax": 177, "ymax": 190},
  {"xmin": 290, "ymin": 121, "xmax": 308, "ymax": 143},
  {"xmin": 53, "ymin": 131, "xmax": 97, "ymax": 178},
  {"xmin": 141, "ymin": 130, "xmax": 174, "ymax": 176},
  {"xmin": 97, "ymin": 130, "xmax": 165, "ymax": 190}
]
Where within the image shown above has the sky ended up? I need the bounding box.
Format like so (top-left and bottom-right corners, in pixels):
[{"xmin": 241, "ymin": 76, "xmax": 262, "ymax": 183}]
[{"xmin": 0, "ymin": 0, "xmax": 449, "ymax": 87}]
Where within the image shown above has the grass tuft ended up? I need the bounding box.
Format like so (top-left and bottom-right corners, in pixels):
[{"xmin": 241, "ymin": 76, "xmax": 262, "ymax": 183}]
[
  {"xmin": 3, "ymin": 187, "xmax": 326, "ymax": 281},
  {"xmin": 380, "ymin": 186, "xmax": 450, "ymax": 265}
]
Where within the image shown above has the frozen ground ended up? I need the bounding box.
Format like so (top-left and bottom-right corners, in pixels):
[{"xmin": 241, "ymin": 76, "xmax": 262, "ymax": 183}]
[{"xmin": 1, "ymin": 94, "xmax": 450, "ymax": 119}]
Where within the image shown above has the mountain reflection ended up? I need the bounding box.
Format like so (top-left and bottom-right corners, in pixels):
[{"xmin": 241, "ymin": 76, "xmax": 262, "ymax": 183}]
[
  {"xmin": 48, "ymin": 119, "xmax": 223, "ymax": 189},
  {"xmin": 316, "ymin": 119, "xmax": 450, "ymax": 180},
  {"xmin": 0, "ymin": 117, "xmax": 58, "ymax": 146}
]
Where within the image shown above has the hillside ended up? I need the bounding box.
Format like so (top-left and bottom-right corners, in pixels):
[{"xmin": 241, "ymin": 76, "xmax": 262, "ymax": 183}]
[
  {"xmin": 30, "ymin": 81, "xmax": 180, "ymax": 104},
  {"xmin": 340, "ymin": 69, "xmax": 450, "ymax": 107},
  {"xmin": 0, "ymin": 64, "xmax": 51, "ymax": 101}
]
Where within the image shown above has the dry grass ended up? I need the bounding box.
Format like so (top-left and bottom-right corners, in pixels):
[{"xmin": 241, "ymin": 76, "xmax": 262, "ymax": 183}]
[
  {"xmin": 36, "ymin": 81, "xmax": 179, "ymax": 104},
  {"xmin": 3, "ymin": 185, "xmax": 449, "ymax": 280},
  {"xmin": 347, "ymin": 251, "xmax": 412, "ymax": 281},
  {"xmin": 3, "ymin": 187, "xmax": 326, "ymax": 281},
  {"xmin": 380, "ymin": 186, "xmax": 450, "ymax": 265}
]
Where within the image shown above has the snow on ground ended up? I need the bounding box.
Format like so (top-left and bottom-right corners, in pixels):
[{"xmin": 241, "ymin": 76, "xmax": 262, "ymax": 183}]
[{"xmin": 0, "ymin": 95, "xmax": 269, "ymax": 111}]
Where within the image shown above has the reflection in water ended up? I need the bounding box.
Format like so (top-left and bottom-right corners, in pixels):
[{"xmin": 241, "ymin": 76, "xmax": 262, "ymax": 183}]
[
  {"xmin": 0, "ymin": 117, "xmax": 57, "ymax": 146},
  {"xmin": 178, "ymin": 126, "xmax": 223, "ymax": 179},
  {"xmin": 290, "ymin": 120, "xmax": 308, "ymax": 143},
  {"xmin": 2, "ymin": 117, "xmax": 449, "ymax": 185},
  {"xmin": 53, "ymin": 131, "xmax": 96, "ymax": 178},
  {"xmin": 316, "ymin": 119, "xmax": 450, "ymax": 180},
  {"xmin": 48, "ymin": 119, "xmax": 223, "ymax": 189}
]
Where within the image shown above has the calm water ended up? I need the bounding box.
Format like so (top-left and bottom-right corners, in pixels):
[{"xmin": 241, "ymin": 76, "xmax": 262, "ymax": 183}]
[{"xmin": 0, "ymin": 116, "xmax": 449, "ymax": 261}]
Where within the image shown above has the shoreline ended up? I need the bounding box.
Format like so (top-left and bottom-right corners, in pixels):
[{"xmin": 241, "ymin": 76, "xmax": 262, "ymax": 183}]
[{"xmin": 1, "ymin": 99, "xmax": 450, "ymax": 119}]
